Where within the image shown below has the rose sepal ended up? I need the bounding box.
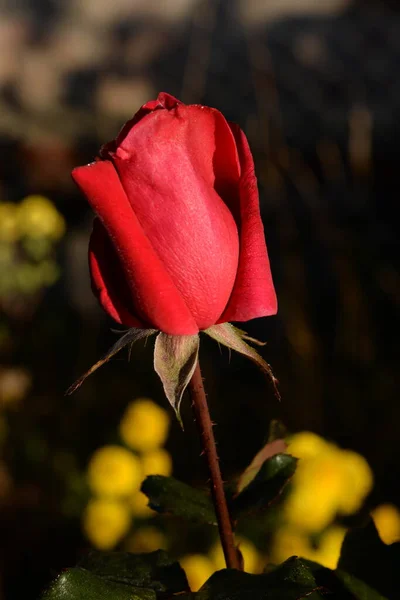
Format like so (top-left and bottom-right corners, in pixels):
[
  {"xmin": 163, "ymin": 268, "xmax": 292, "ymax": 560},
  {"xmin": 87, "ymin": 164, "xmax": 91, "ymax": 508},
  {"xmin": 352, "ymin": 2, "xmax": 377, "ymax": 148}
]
[
  {"xmin": 204, "ymin": 323, "xmax": 280, "ymax": 399},
  {"xmin": 66, "ymin": 327, "xmax": 156, "ymax": 395}
]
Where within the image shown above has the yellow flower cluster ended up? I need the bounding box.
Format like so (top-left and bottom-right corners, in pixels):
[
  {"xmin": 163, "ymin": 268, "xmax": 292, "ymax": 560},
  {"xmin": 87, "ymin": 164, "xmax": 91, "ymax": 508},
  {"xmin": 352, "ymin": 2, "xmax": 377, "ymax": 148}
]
[
  {"xmin": 83, "ymin": 398, "xmax": 171, "ymax": 550},
  {"xmin": 0, "ymin": 196, "xmax": 65, "ymax": 243},
  {"xmin": 272, "ymin": 525, "xmax": 347, "ymax": 570},
  {"xmin": 271, "ymin": 431, "xmax": 373, "ymax": 569},
  {"xmin": 181, "ymin": 537, "xmax": 263, "ymax": 592},
  {"xmin": 0, "ymin": 196, "xmax": 65, "ymax": 300}
]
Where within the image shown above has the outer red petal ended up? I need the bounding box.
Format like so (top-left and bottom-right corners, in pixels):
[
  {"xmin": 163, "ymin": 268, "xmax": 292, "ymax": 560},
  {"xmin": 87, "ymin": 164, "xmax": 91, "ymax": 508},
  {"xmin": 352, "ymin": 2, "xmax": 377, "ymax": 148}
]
[
  {"xmin": 218, "ymin": 124, "xmax": 277, "ymax": 323},
  {"xmin": 100, "ymin": 93, "xmax": 181, "ymax": 159},
  {"xmin": 89, "ymin": 218, "xmax": 143, "ymax": 328},
  {"xmin": 72, "ymin": 160, "xmax": 198, "ymax": 335},
  {"xmin": 110, "ymin": 104, "xmax": 241, "ymax": 330}
]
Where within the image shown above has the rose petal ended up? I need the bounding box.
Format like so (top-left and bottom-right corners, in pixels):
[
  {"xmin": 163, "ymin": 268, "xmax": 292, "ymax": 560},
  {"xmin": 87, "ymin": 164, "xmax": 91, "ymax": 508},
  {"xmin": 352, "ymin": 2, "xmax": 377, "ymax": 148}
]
[
  {"xmin": 111, "ymin": 104, "xmax": 241, "ymax": 330},
  {"xmin": 218, "ymin": 124, "xmax": 277, "ymax": 323},
  {"xmin": 89, "ymin": 218, "xmax": 143, "ymax": 328},
  {"xmin": 72, "ymin": 160, "xmax": 198, "ymax": 334},
  {"xmin": 100, "ymin": 93, "xmax": 181, "ymax": 159}
]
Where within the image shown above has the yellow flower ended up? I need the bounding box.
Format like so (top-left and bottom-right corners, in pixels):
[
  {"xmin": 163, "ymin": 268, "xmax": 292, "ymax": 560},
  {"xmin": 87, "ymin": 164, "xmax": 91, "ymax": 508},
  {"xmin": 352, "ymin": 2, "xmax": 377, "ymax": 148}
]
[
  {"xmin": 285, "ymin": 450, "xmax": 345, "ymax": 531},
  {"xmin": 286, "ymin": 433, "xmax": 373, "ymax": 531},
  {"xmin": 83, "ymin": 498, "xmax": 131, "ymax": 550},
  {"xmin": 312, "ymin": 526, "xmax": 347, "ymax": 569},
  {"xmin": 372, "ymin": 504, "xmax": 400, "ymax": 545},
  {"xmin": 271, "ymin": 525, "xmax": 345, "ymax": 570},
  {"xmin": 87, "ymin": 445, "xmax": 142, "ymax": 497},
  {"xmin": 337, "ymin": 450, "xmax": 373, "ymax": 515},
  {"xmin": 210, "ymin": 537, "xmax": 261, "ymax": 574},
  {"xmin": 270, "ymin": 526, "xmax": 311, "ymax": 565},
  {"xmin": 180, "ymin": 554, "xmax": 215, "ymax": 592},
  {"xmin": 287, "ymin": 431, "xmax": 331, "ymax": 460},
  {"xmin": 130, "ymin": 491, "xmax": 154, "ymax": 517},
  {"xmin": 126, "ymin": 526, "xmax": 167, "ymax": 553},
  {"xmin": 0, "ymin": 202, "xmax": 19, "ymax": 242},
  {"xmin": 141, "ymin": 448, "xmax": 172, "ymax": 478},
  {"xmin": 17, "ymin": 195, "xmax": 65, "ymax": 240},
  {"xmin": 119, "ymin": 398, "xmax": 169, "ymax": 452}
]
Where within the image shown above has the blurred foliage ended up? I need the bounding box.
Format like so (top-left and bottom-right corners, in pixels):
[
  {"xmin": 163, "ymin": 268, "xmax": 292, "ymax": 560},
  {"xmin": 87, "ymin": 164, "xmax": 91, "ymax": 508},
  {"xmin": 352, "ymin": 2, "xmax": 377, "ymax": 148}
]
[
  {"xmin": 39, "ymin": 426, "xmax": 400, "ymax": 599},
  {"xmin": 0, "ymin": 195, "xmax": 65, "ymax": 322}
]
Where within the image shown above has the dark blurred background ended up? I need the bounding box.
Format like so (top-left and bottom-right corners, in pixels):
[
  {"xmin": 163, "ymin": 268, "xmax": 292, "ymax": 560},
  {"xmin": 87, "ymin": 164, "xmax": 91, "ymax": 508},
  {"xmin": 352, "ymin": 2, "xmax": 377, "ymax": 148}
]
[{"xmin": 0, "ymin": 0, "xmax": 399, "ymax": 597}]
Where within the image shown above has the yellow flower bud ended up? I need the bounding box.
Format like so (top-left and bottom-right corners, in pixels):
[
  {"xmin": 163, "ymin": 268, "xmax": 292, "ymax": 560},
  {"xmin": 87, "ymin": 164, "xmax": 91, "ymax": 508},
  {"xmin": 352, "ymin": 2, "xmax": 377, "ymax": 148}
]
[
  {"xmin": 119, "ymin": 398, "xmax": 169, "ymax": 452},
  {"xmin": 285, "ymin": 450, "xmax": 344, "ymax": 532},
  {"xmin": 270, "ymin": 526, "xmax": 310, "ymax": 565},
  {"xmin": 126, "ymin": 526, "xmax": 167, "ymax": 553},
  {"xmin": 372, "ymin": 504, "xmax": 400, "ymax": 545},
  {"xmin": 338, "ymin": 450, "xmax": 373, "ymax": 515},
  {"xmin": 312, "ymin": 526, "xmax": 346, "ymax": 569},
  {"xmin": 141, "ymin": 448, "xmax": 172, "ymax": 478},
  {"xmin": 180, "ymin": 554, "xmax": 215, "ymax": 592},
  {"xmin": 17, "ymin": 195, "xmax": 65, "ymax": 240},
  {"xmin": 83, "ymin": 498, "xmax": 131, "ymax": 550},
  {"xmin": 271, "ymin": 525, "xmax": 345, "ymax": 570},
  {"xmin": 130, "ymin": 491, "xmax": 154, "ymax": 517},
  {"xmin": 287, "ymin": 431, "xmax": 331, "ymax": 461},
  {"xmin": 87, "ymin": 445, "xmax": 142, "ymax": 497}
]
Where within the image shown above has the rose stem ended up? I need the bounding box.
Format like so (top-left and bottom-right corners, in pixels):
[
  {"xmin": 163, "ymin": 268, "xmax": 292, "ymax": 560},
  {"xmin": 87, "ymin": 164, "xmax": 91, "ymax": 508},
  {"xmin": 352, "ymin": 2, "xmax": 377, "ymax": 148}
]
[{"xmin": 188, "ymin": 360, "xmax": 241, "ymax": 571}]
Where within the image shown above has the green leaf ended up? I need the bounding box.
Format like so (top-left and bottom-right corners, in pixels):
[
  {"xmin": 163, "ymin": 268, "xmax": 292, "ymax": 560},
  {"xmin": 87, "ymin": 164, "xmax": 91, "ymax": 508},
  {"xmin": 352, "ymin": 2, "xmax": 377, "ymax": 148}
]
[
  {"xmin": 141, "ymin": 475, "xmax": 216, "ymax": 525},
  {"xmin": 78, "ymin": 549, "xmax": 189, "ymax": 595},
  {"xmin": 154, "ymin": 332, "xmax": 199, "ymax": 423},
  {"xmin": 40, "ymin": 567, "xmax": 155, "ymax": 600},
  {"xmin": 338, "ymin": 519, "xmax": 400, "ymax": 599},
  {"xmin": 236, "ymin": 439, "xmax": 288, "ymax": 493},
  {"xmin": 336, "ymin": 570, "xmax": 388, "ymax": 600},
  {"xmin": 232, "ymin": 453, "xmax": 297, "ymax": 518},
  {"xmin": 183, "ymin": 557, "xmax": 325, "ymax": 599},
  {"xmin": 304, "ymin": 560, "xmax": 388, "ymax": 599},
  {"xmin": 204, "ymin": 323, "xmax": 280, "ymax": 399},
  {"xmin": 66, "ymin": 328, "xmax": 156, "ymax": 394}
]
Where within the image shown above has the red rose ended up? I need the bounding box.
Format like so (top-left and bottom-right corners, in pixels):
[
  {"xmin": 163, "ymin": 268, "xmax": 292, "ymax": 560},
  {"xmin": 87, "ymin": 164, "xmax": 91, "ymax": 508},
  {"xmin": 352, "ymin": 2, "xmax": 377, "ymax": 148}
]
[{"xmin": 72, "ymin": 92, "xmax": 277, "ymax": 335}]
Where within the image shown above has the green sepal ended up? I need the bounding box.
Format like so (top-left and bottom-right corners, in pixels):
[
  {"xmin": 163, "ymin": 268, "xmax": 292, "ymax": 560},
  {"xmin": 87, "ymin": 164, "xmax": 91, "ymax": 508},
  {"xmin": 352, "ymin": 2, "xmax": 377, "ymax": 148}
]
[
  {"xmin": 154, "ymin": 332, "xmax": 199, "ymax": 424},
  {"xmin": 66, "ymin": 327, "xmax": 157, "ymax": 394},
  {"xmin": 204, "ymin": 323, "xmax": 279, "ymax": 398}
]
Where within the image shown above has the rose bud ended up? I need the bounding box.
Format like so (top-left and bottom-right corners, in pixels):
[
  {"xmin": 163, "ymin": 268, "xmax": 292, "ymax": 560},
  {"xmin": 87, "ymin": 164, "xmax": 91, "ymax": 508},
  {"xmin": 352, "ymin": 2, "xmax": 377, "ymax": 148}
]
[{"xmin": 72, "ymin": 92, "xmax": 277, "ymax": 335}]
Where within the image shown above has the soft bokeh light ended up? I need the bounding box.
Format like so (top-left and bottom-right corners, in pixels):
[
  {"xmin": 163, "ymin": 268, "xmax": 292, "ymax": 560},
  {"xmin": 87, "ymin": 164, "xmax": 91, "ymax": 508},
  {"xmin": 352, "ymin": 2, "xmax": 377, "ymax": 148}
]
[
  {"xmin": 372, "ymin": 504, "xmax": 400, "ymax": 545},
  {"xmin": 130, "ymin": 490, "xmax": 154, "ymax": 517},
  {"xmin": 87, "ymin": 445, "xmax": 142, "ymax": 497},
  {"xmin": 270, "ymin": 431, "xmax": 374, "ymax": 569},
  {"xmin": 141, "ymin": 448, "xmax": 173, "ymax": 478},
  {"xmin": 182, "ymin": 536, "xmax": 263, "ymax": 592},
  {"xmin": 126, "ymin": 526, "xmax": 167, "ymax": 553},
  {"xmin": 83, "ymin": 498, "xmax": 131, "ymax": 550},
  {"xmin": 180, "ymin": 554, "xmax": 215, "ymax": 593},
  {"xmin": 271, "ymin": 525, "xmax": 346, "ymax": 570},
  {"xmin": 285, "ymin": 432, "xmax": 373, "ymax": 532},
  {"xmin": 17, "ymin": 196, "xmax": 66, "ymax": 240},
  {"xmin": 119, "ymin": 398, "xmax": 170, "ymax": 453}
]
